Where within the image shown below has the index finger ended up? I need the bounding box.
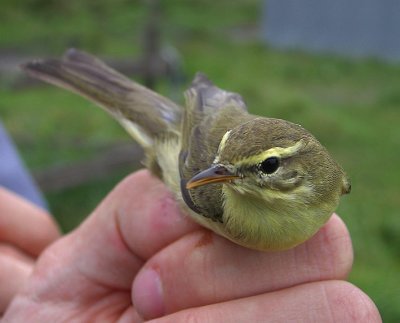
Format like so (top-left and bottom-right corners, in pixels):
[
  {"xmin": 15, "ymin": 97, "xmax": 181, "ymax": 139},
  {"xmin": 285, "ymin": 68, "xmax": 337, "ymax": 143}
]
[{"xmin": 132, "ymin": 213, "xmax": 354, "ymax": 320}]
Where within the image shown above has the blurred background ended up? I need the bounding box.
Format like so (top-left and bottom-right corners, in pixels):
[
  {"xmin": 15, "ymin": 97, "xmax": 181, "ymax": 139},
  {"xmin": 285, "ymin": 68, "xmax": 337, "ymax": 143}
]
[{"xmin": 0, "ymin": 0, "xmax": 399, "ymax": 321}]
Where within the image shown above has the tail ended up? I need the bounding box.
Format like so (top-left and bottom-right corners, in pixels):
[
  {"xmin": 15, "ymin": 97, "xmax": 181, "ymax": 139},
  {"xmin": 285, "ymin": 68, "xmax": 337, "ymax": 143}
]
[{"xmin": 22, "ymin": 48, "xmax": 182, "ymax": 148}]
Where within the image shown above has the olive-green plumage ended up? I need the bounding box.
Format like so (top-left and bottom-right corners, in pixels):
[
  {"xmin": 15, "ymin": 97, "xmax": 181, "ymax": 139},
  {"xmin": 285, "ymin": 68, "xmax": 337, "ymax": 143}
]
[{"xmin": 23, "ymin": 49, "xmax": 350, "ymax": 251}]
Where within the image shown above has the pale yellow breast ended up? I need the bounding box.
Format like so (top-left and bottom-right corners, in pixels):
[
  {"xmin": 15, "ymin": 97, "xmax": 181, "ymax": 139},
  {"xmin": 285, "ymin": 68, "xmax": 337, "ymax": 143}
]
[{"xmin": 221, "ymin": 186, "xmax": 333, "ymax": 250}]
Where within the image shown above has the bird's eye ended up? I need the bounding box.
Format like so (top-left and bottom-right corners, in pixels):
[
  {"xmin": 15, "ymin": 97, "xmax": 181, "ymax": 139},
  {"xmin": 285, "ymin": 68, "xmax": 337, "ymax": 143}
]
[{"xmin": 260, "ymin": 157, "xmax": 280, "ymax": 174}]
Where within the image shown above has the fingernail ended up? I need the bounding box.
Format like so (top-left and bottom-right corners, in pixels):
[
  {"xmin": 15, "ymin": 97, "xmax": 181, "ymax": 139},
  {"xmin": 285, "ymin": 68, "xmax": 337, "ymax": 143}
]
[{"xmin": 133, "ymin": 268, "xmax": 165, "ymax": 319}]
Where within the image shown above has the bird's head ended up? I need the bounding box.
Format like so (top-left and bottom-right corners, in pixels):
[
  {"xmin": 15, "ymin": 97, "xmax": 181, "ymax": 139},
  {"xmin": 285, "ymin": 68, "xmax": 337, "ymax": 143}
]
[{"xmin": 186, "ymin": 117, "xmax": 351, "ymax": 206}]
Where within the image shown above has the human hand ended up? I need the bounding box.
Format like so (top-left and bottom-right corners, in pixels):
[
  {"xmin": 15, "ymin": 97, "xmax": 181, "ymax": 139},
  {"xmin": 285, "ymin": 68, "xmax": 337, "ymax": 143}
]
[
  {"xmin": 0, "ymin": 188, "xmax": 60, "ymax": 314},
  {"xmin": 3, "ymin": 170, "xmax": 381, "ymax": 322}
]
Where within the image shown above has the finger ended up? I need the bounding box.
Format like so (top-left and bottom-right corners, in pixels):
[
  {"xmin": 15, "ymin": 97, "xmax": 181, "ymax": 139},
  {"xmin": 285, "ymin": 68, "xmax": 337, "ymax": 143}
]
[
  {"xmin": 133, "ymin": 214, "xmax": 353, "ymax": 320},
  {"xmin": 150, "ymin": 281, "xmax": 381, "ymax": 323},
  {"xmin": 110, "ymin": 170, "xmax": 200, "ymax": 260},
  {"xmin": 0, "ymin": 188, "xmax": 60, "ymax": 257},
  {"xmin": 0, "ymin": 250, "xmax": 34, "ymax": 313},
  {"xmin": 0, "ymin": 244, "xmax": 34, "ymax": 267}
]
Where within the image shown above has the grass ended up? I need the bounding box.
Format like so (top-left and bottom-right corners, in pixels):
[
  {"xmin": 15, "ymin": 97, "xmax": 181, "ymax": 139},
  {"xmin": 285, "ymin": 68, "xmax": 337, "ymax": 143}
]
[{"xmin": 1, "ymin": 1, "xmax": 399, "ymax": 321}]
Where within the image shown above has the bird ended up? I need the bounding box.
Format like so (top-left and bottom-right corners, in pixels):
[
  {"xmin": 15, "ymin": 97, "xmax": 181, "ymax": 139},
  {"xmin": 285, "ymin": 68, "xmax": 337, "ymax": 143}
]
[{"xmin": 22, "ymin": 49, "xmax": 351, "ymax": 251}]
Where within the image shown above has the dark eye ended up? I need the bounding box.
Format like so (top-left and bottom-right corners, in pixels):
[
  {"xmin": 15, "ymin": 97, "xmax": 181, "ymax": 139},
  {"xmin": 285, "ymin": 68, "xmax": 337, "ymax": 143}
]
[{"xmin": 260, "ymin": 157, "xmax": 280, "ymax": 174}]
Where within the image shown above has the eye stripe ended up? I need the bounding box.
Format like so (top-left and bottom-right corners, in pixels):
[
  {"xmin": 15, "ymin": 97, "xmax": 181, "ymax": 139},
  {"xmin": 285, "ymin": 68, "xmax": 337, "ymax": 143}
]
[
  {"xmin": 214, "ymin": 130, "xmax": 232, "ymax": 163},
  {"xmin": 234, "ymin": 139, "xmax": 305, "ymax": 168}
]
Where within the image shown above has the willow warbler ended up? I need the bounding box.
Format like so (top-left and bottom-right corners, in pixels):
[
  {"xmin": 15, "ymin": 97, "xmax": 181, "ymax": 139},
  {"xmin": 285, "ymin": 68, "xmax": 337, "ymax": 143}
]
[{"xmin": 23, "ymin": 49, "xmax": 350, "ymax": 251}]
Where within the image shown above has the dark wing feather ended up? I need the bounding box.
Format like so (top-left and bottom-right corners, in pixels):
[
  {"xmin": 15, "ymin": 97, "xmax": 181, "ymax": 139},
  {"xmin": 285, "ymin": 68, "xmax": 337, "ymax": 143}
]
[
  {"xmin": 179, "ymin": 73, "xmax": 249, "ymax": 221},
  {"xmin": 180, "ymin": 72, "xmax": 247, "ymax": 155}
]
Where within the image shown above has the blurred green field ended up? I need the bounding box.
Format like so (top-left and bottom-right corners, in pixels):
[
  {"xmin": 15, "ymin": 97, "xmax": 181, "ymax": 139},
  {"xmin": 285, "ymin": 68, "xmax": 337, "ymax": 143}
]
[{"xmin": 1, "ymin": 1, "xmax": 399, "ymax": 321}]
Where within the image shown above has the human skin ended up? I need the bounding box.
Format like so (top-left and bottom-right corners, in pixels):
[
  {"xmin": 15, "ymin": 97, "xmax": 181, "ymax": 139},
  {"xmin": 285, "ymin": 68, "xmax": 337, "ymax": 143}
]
[
  {"xmin": 3, "ymin": 170, "xmax": 381, "ymax": 322},
  {"xmin": 0, "ymin": 188, "xmax": 60, "ymax": 313}
]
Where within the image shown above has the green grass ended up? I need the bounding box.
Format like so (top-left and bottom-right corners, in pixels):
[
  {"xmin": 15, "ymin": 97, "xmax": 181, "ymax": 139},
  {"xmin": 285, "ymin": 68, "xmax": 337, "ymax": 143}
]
[{"xmin": 1, "ymin": 1, "xmax": 399, "ymax": 321}]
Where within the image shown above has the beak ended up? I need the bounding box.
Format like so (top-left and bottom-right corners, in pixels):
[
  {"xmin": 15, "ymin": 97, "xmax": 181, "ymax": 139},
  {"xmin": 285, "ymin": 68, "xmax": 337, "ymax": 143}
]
[{"xmin": 186, "ymin": 165, "xmax": 240, "ymax": 189}]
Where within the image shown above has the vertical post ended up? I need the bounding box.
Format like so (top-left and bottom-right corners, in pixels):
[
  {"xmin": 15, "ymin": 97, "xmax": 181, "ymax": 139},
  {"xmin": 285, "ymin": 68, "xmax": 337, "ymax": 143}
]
[{"xmin": 141, "ymin": 0, "xmax": 163, "ymax": 89}]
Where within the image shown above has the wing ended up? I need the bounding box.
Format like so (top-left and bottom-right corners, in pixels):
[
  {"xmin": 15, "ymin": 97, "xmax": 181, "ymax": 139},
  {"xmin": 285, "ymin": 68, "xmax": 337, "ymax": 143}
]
[
  {"xmin": 179, "ymin": 73, "xmax": 249, "ymax": 221},
  {"xmin": 180, "ymin": 72, "xmax": 247, "ymax": 158}
]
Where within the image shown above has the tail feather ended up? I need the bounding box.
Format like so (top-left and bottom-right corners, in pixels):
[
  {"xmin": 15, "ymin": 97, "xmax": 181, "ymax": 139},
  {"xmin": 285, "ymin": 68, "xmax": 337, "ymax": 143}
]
[{"xmin": 22, "ymin": 49, "xmax": 182, "ymax": 148}]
